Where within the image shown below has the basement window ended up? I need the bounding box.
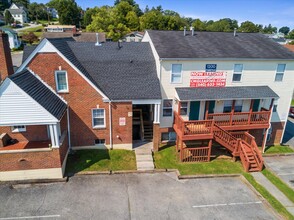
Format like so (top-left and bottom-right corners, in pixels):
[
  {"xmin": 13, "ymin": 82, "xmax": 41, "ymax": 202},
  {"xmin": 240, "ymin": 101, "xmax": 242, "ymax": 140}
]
[
  {"xmin": 55, "ymin": 71, "xmax": 68, "ymax": 93},
  {"xmin": 11, "ymin": 125, "xmax": 26, "ymax": 133},
  {"xmin": 95, "ymin": 139, "xmax": 105, "ymax": 145}
]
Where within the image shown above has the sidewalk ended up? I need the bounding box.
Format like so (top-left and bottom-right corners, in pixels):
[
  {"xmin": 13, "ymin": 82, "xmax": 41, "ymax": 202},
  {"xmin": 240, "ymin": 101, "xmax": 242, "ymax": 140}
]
[
  {"xmin": 134, "ymin": 141, "xmax": 154, "ymax": 171},
  {"xmin": 252, "ymin": 172, "xmax": 294, "ymax": 216}
]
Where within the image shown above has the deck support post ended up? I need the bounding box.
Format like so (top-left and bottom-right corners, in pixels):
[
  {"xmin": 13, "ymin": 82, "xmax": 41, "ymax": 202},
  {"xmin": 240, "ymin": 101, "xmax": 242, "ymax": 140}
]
[
  {"xmin": 262, "ymin": 128, "xmax": 268, "ymax": 153},
  {"xmin": 230, "ymin": 100, "xmax": 235, "ymax": 126},
  {"xmin": 207, "ymin": 139, "xmax": 212, "ymax": 162},
  {"xmin": 205, "ymin": 101, "xmax": 209, "ymax": 120}
]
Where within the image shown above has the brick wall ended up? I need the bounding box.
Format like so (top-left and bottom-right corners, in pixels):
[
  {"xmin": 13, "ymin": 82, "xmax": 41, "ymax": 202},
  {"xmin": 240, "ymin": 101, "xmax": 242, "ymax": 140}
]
[
  {"xmin": 0, "ymin": 149, "xmax": 61, "ymax": 172},
  {"xmin": 28, "ymin": 53, "xmax": 132, "ymax": 147},
  {"xmin": 0, "ymin": 125, "xmax": 49, "ymax": 142},
  {"xmin": 0, "ymin": 32, "xmax": 14, "ymax": 81}
]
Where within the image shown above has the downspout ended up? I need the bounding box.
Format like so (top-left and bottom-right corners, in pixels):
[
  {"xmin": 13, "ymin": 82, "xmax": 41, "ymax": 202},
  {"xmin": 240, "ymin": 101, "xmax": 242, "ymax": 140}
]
[
  {"xmin": 67, "ymin": 107, "xmax": 71, "ymax": 150},
  {"xmin": 109, "ymin": 101, "xmax": 113, "ymax": 150}
]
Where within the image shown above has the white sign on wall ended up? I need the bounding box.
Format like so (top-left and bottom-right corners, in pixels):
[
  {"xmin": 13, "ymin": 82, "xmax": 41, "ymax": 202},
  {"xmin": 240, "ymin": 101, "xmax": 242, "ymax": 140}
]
[{"xmin": 119, "ymin": 117, "xmax": 126, "ymax": 126}]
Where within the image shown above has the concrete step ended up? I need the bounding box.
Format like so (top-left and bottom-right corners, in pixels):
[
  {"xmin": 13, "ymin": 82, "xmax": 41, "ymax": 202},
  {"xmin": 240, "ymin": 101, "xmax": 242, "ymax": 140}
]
[
  {"xmin": 136, "ymin": 154, "xmax": 153, "ymax": 162},
  {"xmin": 136, "ymin": 161, "xmax": 154, "ymax": 170},
  {"xmin": 135, "ymin": 148, "xmax": 152, "ymax": 155}
]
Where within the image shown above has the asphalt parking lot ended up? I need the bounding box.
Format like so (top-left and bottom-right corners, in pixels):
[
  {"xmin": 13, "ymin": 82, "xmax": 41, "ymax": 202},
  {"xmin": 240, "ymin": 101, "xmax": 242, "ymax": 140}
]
[
  {"xmin": 265, "ymin": 155, "xmax": 294, "ymax": 190},
  {"xmin": 0, "ymin": 173, "xmax": 278, "ymax": 220}
]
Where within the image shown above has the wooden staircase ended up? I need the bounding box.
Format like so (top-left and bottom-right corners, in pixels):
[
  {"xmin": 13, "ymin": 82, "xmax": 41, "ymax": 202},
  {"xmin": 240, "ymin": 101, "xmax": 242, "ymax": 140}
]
[
  {"xmin": 213, "ymin": 123, "xmax": 263, "ymax": 172},
  {"xmin": 143, "ymin": 122, "xmax": 153, "ymax": 141}
]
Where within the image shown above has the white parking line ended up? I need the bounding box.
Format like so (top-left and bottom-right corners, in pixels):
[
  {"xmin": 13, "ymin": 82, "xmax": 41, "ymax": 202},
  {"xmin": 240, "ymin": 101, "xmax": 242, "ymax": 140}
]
[
  {"xmin": 0, "ymin": 215, "xmax": 60, "ymax": 220},
  {"xmin": 192, "ymin": 201, "xmax": 262, "ymax": 208}
]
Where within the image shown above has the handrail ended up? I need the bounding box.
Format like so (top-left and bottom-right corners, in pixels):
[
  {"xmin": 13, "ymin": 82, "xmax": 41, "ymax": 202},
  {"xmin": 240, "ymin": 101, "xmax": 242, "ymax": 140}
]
[{"xmin": 240, "ymin": 141, "xmax": 250, "ymax": 172}]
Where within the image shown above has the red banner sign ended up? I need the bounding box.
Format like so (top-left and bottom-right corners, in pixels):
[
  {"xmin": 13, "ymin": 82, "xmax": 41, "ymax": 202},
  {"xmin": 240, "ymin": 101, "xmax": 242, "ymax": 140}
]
[{"xmin": 190, "ymin": 72, "xmax": 226, "ymax": 87}]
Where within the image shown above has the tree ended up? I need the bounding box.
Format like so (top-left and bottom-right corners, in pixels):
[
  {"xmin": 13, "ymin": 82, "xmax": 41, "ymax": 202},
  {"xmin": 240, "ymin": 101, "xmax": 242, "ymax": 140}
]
[
  {"xmin": 47, "ymin": 0, "xmax": 80, "ymax": 25},
  {"xmin": 0, "ymin": 0, "xmax": 10, "ymax": 11},
  {"xmin": 28, "ymin": 3, "xmax": 49, "ymax": 22},
  {"xmin": 192, "ymin": 19, "xmax": 206, "ymax": 31},
  {"xmin": 263, "ymin": 24, "xmax": 277, "ymax": 34},
  {"xmin": 140, "ymin": 10, "xmax": 166, "ymax": 30},
  {"xmin": 22, "ymin": 32, "xmax": 38, "ymax": 44},
  {"xmin": 114, "ymin": 0, "xmax": 142, "ymax": 16},
  {"xmin": 126, "ymin": 11, "xmax": 139, "ymax": 30},
  {"xmin": 239, "ymin": 21, "xmax": 260, "ymax": 33},
  {"xmin": 288, "ymin": 30, "xmax": 294, "ymax": 39},
  {"xmin": 12, "ymin": 0, "xmax": 29, "ymax": 8},
  {"xmin": 279, "ymin": 26, "xmax": 290, "ymax": 35},
  {"xmin": 4, "ymin": 10, "xmax": 14, "ymax": 25},
  {"xmin": 83, "ymin": 7, "xmax": 99, "ymax": 27}
]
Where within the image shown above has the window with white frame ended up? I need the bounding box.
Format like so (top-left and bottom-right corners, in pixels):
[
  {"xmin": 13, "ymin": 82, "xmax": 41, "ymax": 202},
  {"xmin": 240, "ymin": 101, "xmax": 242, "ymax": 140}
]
[
  {"xmin": 232, "ymin": 64, "xmax": 243, "ymax": 82},
  {"xmin": 55, "ymin": 71, "xmax": 68, "ymax": 92},
  {"xmin": 163, "ymin": 99, "xmax": 173, "ymax": 117},
  {"xmin": 180, "ymin": 102, "xmax": 188, "ymax": 115},
  {"xmin": 275, "ymin": 64, "xmax": 286, "ymax": 82},
  {"xmin": 92, "ymin": 109, "xmax": 106, "ymax": 128},
  {"xmin": 234, "ymin": 100, "xmax": 243, "ymax": 112},
  {"xmin": 171, "ymin": 64, "xmax": 182, "ymax": 83},
  {"xmin": 11, "ymin": 125, "xmax": 26, "ymax": 132},
  {"xmin": 223, "ymin": 100, "xmax": 233, "ymax": 113}
]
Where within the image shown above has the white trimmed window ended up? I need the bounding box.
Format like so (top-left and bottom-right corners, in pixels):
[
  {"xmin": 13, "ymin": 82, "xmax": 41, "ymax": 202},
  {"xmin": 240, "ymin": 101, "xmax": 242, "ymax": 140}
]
[
  {"xmin": 275, "ymin": 64, "xmax": 286, "ymax": 82},
  {"xmin": 55, "ymin": 71, "xmax": 68, "ymax": 92},
  {"xmin": 163, "ymin": 99, "xmax": 173, "ymax": 117},
  {"xmin": 171, "ymin": 64, "xmax": 182, "ymax": 83},
  {"xmin": 180, "ymin": 102, "xmax": 188, "ymax": 115},
  {"xmin": 11, "ymin": 125, "xmax": 26, "ymax": 133},
  {"xmin": 92, "ymin": 109, "xmax": 106, "ymax": 128},
  {"xmin": 234, "ymin": 100, "xmax": 243, "ymax": 112},
  {"xmin": 223, "ymin": 100, "xmax": 233, "ymax": 113},
  {"xmin": 232, "ymin": 64, "xmax": 243, "ymax": 82}
]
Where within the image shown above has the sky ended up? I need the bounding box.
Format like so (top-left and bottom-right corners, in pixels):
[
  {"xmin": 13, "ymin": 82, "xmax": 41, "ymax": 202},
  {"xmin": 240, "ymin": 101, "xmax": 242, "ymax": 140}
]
[{"xmin": 34, "ymin": 0, "xmax": 294, "ymax": 30}]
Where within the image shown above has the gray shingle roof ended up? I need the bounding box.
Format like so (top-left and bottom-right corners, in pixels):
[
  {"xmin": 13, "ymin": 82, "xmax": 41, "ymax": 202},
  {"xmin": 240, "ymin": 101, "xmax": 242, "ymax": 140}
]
[
  {"xmin": 176, "ymin": 86, "xmax": 279, "ymax": 101},
  {"xmin": 147, "ymin": 30, "xmax": 294, "ymax": 59},
  {"xmin": 22, "ymin": 45, "xmax": 37, "ymax": 63},
  {"xmin": 46, "ymin": 39, "xmax": 161, "ymax": 100},
  {"xmin": 7, "ymin": 8, "xmax": 25, "ymax": 14},
  {"xmin": 9, "ymin": 69, "xmax": 67, "ymax": 120}
]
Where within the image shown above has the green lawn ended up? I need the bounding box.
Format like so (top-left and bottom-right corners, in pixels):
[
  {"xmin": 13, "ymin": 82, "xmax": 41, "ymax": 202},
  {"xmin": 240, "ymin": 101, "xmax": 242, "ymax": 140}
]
[
  {"xmin": 154, "ymin": 145, "xmax": 243, "ymax": 175},
  {"xmin": 291, "ymin": 99, "xmax": 294, "ymax": 106},
  {"xmin": 264, "ymin": 145, "xmax": 294, "ymax": 154},
  {"xmin": 66, "ymin": 149, "xmax": 136, "ymax": 174},
  {"xmin": 20, "ymin": 25, "xmax": 44, "ymax": 32},
  {"xmin": 243, "ymin": 173, "xmax": 293, "ymax": 220},
  {"xmin": 262, "ymin": 169, "xmax": 294, "ymax": 204}
]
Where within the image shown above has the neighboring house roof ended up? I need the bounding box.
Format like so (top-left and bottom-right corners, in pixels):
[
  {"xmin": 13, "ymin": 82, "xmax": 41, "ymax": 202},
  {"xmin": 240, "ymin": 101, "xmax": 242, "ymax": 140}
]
[
  {"xmin": 0, "ymin": 27, "xmax": 17, "ymax": 35},
  {"xmin": 23, "ymin": 39, "xmax": 161, "ymax": 100},
  {"xmin": 41, "ymin": 32, "xmax": 106, "ymax": 43},
  {"xmin": 125, "ymin": 31, "xmax": 144, "ymax": 37},
  {"xmin": 7, "ymin": 8, "xmax": 26, "ymax": 15},
  {"xmin": 176, "ymin": 86, "xmax": 279, "ymax": 101},
  {"xmin": 9, "ymin": 69, "xmax": 67, "ymax": 120},
  {"xmin": 45, "ymin": 25, "xmax": 75, "ymax": 29},
  {"xmin": 74, "ymin": 32, "xmax": 106, "ymax": 43},
  {"xmin": 146, "ymin": 30, "xmax": 294, "ymax": 59},
  {"xmin": 22, "ymin": 45, "xmax": 37, "ymax": 63},
  {"xmin": 284, "ymin": 44, "xmax": 294, "ymax": 52}
]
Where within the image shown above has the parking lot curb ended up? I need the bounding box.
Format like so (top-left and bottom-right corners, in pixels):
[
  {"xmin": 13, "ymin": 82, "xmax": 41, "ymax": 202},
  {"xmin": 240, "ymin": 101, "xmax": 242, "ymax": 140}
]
[
  {"xmin": 2, "ymin": 177, "xmax": 68, "ymax": 186},
  {"xmin": 262, "ymin": 153, "xmax": 294, "ymax": 157},
  {"xmin": 178, "ymin": 173, "xmax": 241, "ymax": 179}
]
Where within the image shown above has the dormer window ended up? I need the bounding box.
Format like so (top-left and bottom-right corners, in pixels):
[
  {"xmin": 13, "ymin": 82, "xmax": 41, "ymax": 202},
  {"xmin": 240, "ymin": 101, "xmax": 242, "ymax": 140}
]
[{"xmin": 55, "ymin": 71, "xmax": 68, "ymax": 93}]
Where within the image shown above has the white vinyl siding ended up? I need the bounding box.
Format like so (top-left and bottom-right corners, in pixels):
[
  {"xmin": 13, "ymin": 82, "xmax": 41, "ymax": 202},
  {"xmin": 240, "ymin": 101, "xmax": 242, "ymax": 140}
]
[
  {"xmin": 0, "ymin": 80, "xmax": 58, "ymax": 126},
  {"xmin": 55, "ymin": 71, "xmax": 68, "ymax": 93},
  {"xmin": 275, "ymin": 64, "xmax": 285, "ymax": 82},
  {"xmin": 232, "ymin": 64, "xmax": 243, "ymax": 82},
  {"xmin": 92, "ymin": 109, "xmax": 106, "ymax": 128},
  {"xmin": 171, "ymin": 64, "xmax": 182, "ymax": 83}
]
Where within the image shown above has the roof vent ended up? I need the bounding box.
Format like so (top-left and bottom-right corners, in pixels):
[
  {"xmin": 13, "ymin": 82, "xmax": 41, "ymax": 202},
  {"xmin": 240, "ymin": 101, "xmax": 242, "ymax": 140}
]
[
  {"xmin": 191, "ymin": 27, "xmax": 195, "ymax": 36},
  {"xmin": 95, "ymin": 33, "xmax": 102, "ymax": 46},
  {"xmin": 184, "ymin": 26, "xmax": 186, "ymax": 36},
  {"xmin": 118, "ymin": 40, "xmax": 123, "ymax": 49},
  {"xmin": 234, "ymin": 28, "xmax": 237, "ymax": 37}
]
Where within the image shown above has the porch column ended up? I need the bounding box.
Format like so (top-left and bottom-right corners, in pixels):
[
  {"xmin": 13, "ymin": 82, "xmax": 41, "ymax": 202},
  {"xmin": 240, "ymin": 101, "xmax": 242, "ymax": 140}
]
[
  {"xmin": 53, "ymin": 124, "xmax": 60, "ymax": 148},
  {"xmin": 153, "ymin": 103, "xmax": 161, "ymax": 152},
  {"xmin": 49, "ymin": 125, "xmax": 56, "ymax": 147}
]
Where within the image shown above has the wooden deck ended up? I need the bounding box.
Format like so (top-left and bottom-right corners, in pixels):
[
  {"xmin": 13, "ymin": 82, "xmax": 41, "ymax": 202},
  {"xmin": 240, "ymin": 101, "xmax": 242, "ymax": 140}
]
[{"xmin": 0, "ymin": 140, "xmax": 51, "ymax": 151}]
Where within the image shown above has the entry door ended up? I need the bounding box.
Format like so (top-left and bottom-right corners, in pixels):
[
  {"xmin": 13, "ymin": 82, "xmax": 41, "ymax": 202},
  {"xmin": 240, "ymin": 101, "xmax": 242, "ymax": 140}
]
[
  {"xmin": 189, "ymin": 101, "xmax": 200, "ymax": 120},
  {"xmin": 253, "ymin": 99, "xmax": 260, "ymax": 112}
]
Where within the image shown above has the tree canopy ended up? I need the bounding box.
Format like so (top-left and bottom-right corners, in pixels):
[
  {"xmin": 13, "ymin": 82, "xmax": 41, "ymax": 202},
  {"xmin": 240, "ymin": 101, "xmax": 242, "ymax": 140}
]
[{"xmin": 12, "ymin": 0, "xmax": 29, "ymax": 8}]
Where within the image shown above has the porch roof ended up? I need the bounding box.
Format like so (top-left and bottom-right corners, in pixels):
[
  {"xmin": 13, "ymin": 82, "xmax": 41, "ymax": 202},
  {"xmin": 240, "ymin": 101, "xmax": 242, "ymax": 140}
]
[{"xmin": 175, "ymin": 86, "xmax": 279, "ymax": 101}]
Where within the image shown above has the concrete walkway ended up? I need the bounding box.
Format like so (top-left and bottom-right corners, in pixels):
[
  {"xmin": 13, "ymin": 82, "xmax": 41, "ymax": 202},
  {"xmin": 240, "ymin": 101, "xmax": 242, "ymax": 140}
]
[
  {"xmin": 134, "ymin": 142, "xmax": 154, "ymax": 171},
  {"xmin": 251, "ymin": 172, "xmax": 294, "ymax": 215}
]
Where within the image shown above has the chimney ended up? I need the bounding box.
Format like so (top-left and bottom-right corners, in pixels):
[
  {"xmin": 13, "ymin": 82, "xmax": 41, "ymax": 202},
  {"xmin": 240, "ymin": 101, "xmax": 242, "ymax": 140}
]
[
  {"xmin": 0, "ymin": 31, "xmax": 14, "ymax": 82},
  {"xmin": 234, "ymin": 28, "xmax": 237, "ymax": 37},
  {"xmin": 191, "ymin": 27, "xmax": 195, "ymax": 36},
  {"xmin": 184, "ymin": 26, "xmax": 187, "ymax": 36}
]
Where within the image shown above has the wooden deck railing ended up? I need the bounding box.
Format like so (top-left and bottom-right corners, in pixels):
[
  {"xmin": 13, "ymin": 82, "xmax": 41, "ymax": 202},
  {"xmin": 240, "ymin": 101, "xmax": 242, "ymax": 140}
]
[
  {"xmin": 174, "ymin": 111, "xmax": 213, "ymax": 136},
  {"xmin": 207, "ymin": 111, "xmax": 270, "ymax": 127},
  {"xmin": 213, "ymin": 124, "xmax": 238, "ymax": 152},
  {"xmin": 181, "ymin": 146, "xmax": 210, "ymax": 162}
]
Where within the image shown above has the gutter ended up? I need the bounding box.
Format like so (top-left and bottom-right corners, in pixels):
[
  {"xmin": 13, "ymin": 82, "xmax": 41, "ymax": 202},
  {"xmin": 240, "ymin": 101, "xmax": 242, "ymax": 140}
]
[
  {"xmin": 67, "ymin": 107, "xmax": 71, "ymax": 150},
  {"xmin": 159, "ymin": 58, "xmax": 294, "ymax": 61},
  {"xmin": 109, "ymin": 101, "xmax": 113, "ymax": 150}
]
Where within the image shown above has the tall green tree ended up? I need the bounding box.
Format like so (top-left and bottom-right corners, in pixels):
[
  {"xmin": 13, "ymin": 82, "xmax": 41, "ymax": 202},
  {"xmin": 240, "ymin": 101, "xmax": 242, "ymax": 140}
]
[
  {"xmin": 28, "ymin": 3, "xmax": 49, "ymax": 21},
  {"xmin": 83, "ymin": 7, "xmax": 99, "ymax": 27},
  {"xmin": 279, "ymin": 26, "xmax": 290, "ymax": 35},
  {"xmin": 47, "ymin": 0, "xmax": 80, "ymax": 25},
  {"xmin": 114, "ymin": 0, "xmax": 142, "ymax": 16},
  {"xmin": 192, "ymin": 19, "xmax": 206, "ymax": 31},
  {"xmin": 4, "ymin": 10, "xmax": 14, "ymax": 24},
  {"xmin": 12, "ymin": 0, "xmax": 29, "ymax": 8},
  {"xmin": 239, "ymin": 21, "xmax": 260, "ymax": 33},
  {"xmin": 0, "ymin": 0, "xmax": 10, "ymax": 11},
  {"xmin": 262, "ymin": 24, "xmax": 277, "ymax": 34}
]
